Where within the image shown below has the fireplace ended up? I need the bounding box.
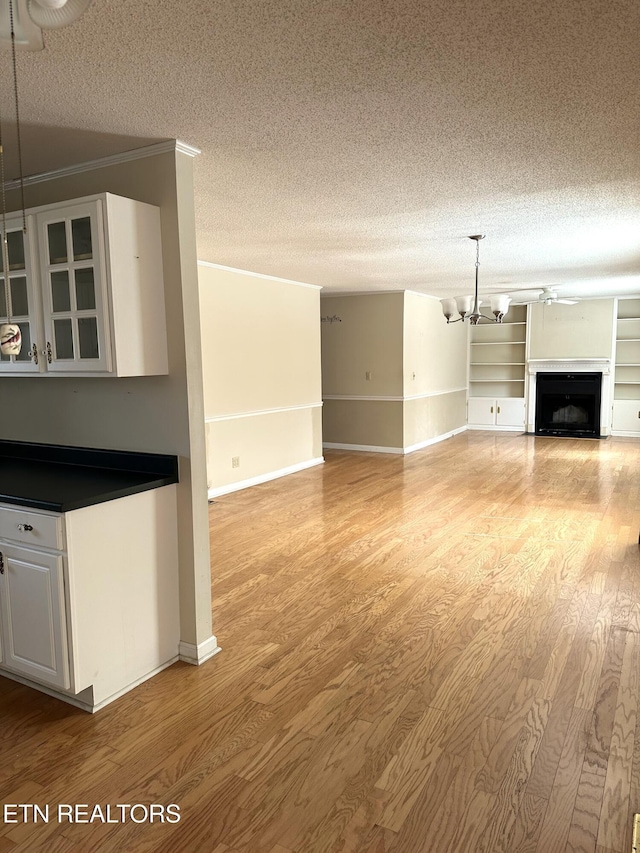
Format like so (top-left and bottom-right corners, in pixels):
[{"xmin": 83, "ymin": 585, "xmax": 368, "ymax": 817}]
[{"xmin": 535, "ymin": 372, "xmax": 602, "ymax": 438}]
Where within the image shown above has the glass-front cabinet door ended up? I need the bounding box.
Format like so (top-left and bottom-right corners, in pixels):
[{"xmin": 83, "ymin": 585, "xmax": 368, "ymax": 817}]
[
  {"xmin": 36, "ymin": 201, "xmax": 112, "ymax": 373},
  {"xmin": 0, "ymin": 215, "xmax": 41, "ymax": 373}
]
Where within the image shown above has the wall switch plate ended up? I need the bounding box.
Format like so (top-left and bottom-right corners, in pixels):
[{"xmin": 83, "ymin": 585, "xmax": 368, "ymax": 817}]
[{"xmin": 232, "ymin": 456, "xmax": 240, "ymax": 468}]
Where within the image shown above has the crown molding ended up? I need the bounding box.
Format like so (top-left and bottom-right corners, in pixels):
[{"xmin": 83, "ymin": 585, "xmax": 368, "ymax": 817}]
[
  {"xmin": 2, "ymin": 139, "xmax": 201, "ymax": 191},
  {"xmin": 321, "ymin": 289, "xmax": 404, "ymax": 297},
  {"xmin": 197, "ymin": 261, "xmax": 322, "ymax": 290}
]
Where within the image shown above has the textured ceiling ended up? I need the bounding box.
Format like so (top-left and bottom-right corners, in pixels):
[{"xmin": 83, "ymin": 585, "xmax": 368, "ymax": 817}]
[{"xmin": 0, "ymin": 0, "xmax": 639, "ymax": 300}]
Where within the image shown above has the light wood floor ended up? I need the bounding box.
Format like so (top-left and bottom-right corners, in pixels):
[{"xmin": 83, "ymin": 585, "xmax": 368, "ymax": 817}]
[{"xmin": 2, "ymin": 432, "xmax": 640, "ymax": 853}]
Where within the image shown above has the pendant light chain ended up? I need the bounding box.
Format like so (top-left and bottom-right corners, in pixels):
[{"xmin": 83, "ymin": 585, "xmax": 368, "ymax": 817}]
[
  {"xmin": 9, "ymin": 0, "xmax": 26, "ymax": 233},
  {"xmin": 0, "ymin": 0, "xmax": 28, "ymax": 327},
  {"xmin": 0, "ymin": 76, "xmax": 11, "ymax": 324}
]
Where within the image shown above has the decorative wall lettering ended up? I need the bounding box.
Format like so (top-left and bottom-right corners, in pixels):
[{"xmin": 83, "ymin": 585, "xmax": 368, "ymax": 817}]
[{"xmin": 321, "ymin": 315, "xmax": 342, "ymax": 324}]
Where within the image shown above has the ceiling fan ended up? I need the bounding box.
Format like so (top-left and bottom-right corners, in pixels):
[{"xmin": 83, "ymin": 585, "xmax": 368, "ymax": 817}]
[
  {"xmin": 0, "ymin": 0, "xmax": 92, "ymax": 49},
  {"xmin": 513, "ymin": 287, "xmax": 579, "ymax": 306}
]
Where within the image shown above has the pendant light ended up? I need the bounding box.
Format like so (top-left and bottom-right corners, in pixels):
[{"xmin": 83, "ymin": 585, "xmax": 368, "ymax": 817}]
[{"xmin": 441, "ymin": 235, "xmax": 511, "ymax": 325}]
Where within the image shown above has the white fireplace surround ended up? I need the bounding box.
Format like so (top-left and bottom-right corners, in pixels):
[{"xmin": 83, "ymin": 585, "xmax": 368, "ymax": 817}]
[{"xmin": 526, "ymin": 359, "xmax": 612, "ymax": 436}]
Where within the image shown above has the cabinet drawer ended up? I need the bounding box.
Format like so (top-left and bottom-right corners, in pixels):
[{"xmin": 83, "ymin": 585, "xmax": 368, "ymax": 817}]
[{"xmin": 0, "ymin": 506, "xmax": 64, "ymax": 550}]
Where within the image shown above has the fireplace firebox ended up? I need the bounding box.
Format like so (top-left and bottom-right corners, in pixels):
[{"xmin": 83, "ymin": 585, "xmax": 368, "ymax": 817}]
[{"xmin": 535, "ymin": 372, "xmax": 602, "ymax": 438}]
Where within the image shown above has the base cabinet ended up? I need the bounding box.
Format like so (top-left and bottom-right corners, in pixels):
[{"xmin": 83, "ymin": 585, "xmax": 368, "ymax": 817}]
[
  {"xmin": 0, "ymin": 544, "xmax": 70, "ymax": 690},
  {"xmin": 0, "ymin": 487, "xmax": 179, "ymax": 712},
  {"xmin": 468, "ymin": 397, "xmax": 525, "ymax": 429},
  {"xmin": 612, "ymin": 400, "xmax": 640, "ymax": 435}
]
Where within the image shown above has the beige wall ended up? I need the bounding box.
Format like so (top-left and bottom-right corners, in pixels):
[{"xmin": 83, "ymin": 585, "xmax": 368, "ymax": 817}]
[
  {"xmin": 322, "ymin": 399, "xmax": 404, "ymax": 449},
  {"xmin": 321, "ymin": 291, "xmax": 468, "ymax": 451},
  {"xmin": 199, "ymin": 264, "xmax": 323, "ymax": 492},
  {"xmin": 1, "ymin": 149, "xmax": 213, "ymax": 651},
  {"xmin": 403, "ymin": 391, "xmax": 467, "ymax": 448},
  {"xmin": 401, "ymin": 292, "xmax": 468, "ymax": 447},
  {"xmin": 321, "ymin": 293, "xmax": 404, "ymax": 397},
  {"xmin": 528, "ymin": 299, "xmax": 616, "ymax": 359},
  {"xmin": 403, "ymin": 291, "xmax": 468, "ymax": 396}
]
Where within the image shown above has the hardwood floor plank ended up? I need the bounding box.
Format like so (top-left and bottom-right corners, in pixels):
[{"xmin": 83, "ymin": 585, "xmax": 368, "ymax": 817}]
[
  {"xmin": 534, "ymin": 707, "xmax": 590, "ymax": 853},
  {"xmin": 1, "ymin": 435, "xmax": 639, "ymax": 852},
  {"xmin": 475, "ymin": 678, "xmax": 545, "ymax": 795}
]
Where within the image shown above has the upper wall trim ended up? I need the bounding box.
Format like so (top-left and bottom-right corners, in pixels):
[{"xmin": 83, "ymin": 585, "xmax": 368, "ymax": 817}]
[
  {"xmin": 2, "ymin": 139, "xmax": 201, "ymax": 192},
  {"xmin": 324, "ymin": 388, "xmax": 467, "ymax": 402},
  {"xmin": 197, "ymin": 261, "xmax": 322, "ymax": 290}
]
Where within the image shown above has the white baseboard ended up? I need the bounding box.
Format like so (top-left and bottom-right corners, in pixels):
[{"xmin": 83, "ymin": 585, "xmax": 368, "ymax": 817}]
[
  {"xmin": 323, "ymin": 442, "xmax": 404, "ymax": 454},
  {"xmin": 324, "ymin": 426, "xmax": 467, "ymax": 456},
  {"xmin": 403, "ymin": 425, "xmax": 467, "ymax": 454},
  {"xmin": 0, "ymin": 656, "xmax": 181, "ymax": 713},
  {"xmin": 179, "ymin": 636, "xmax": 221, "ymax": 665},
  {"xmin": 208, "ymin": 457, "xmax": 324, "ymax": 499},
  {"xmin": 611, "ymin": 430, "xmax": 640, "ymax": 438}
]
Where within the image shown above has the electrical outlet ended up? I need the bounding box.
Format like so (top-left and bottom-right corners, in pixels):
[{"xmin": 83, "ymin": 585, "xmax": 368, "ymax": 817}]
[
  {"xmin": 232, "ymin": 456, "xmax": 240, "ymax": 468},
  {"xmin": 365, "ymin": 371, "xmax": 371, "ymax": 381}
]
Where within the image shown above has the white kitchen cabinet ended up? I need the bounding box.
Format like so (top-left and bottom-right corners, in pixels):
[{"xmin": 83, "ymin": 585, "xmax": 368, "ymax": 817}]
[
  {"xmin": 0, "ymin": 214, "xmax": 42, "ymax": 372},
  {"xmin": 0, "ymin": 487, "xmax": 180, "ymax": 712},
  {"xmin": 468, "ymin": 397, "xmax": 525, "ymax": 430},
  {"xmin": 0, "ymin": 193, "xmax": 167, "ymax": 377},
  {"xmin": 0, "ymin": 543, "xmax": 70, "ymax": 690}
]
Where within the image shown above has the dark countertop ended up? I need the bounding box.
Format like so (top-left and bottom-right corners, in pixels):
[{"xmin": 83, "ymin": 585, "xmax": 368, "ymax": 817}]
[{"xmin": 0, "ymin": 441, "xmax": 179, "ymax": 513}]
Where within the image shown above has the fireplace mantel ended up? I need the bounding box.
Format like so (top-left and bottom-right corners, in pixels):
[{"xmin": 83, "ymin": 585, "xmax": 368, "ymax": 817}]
[
  {"xmin": 526, "ymin": 359, "xmax": 612, "ymax": 435},
  {"xmin": 528, "ymin": 358, "xmax": 612, "ymax": 375}
]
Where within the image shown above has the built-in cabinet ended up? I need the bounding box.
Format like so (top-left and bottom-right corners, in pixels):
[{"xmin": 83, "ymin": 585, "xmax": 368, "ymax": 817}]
[
  {"xmin": 467, "ymin": 304, "xmax": 527, "ymax": 430},
  {"xmin": 612, "ymin": 298, "xmax": 640, "ymax": 436},
  {"xmin": 467, "ymin": 397, "xmax": 526, "ymax": 428},
  {"xmin": 0, "ymin": 540, "xmax": 69, "ymax": 690},
  {"xmin": 0, "ymin": 193, "xmax": 167, "ymax": 376},
  {"xmin": 0, "ymin": 489, "xmax": 180, "ymax": 712}
]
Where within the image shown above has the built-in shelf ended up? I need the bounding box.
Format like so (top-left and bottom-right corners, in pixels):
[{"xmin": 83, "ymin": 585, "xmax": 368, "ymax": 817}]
[
  {"xmin": 469, "ymin": 305, "xmax": 527, "ymax": 410},
  {"xmin": 613, "ymin": 299, "xmax": 640, "ymax": 433}
]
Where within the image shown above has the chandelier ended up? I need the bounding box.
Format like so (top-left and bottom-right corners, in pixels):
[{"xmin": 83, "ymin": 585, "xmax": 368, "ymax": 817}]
[{"xmin": 440, "ymin": 235, "xmax": 511, "ymax": 325}]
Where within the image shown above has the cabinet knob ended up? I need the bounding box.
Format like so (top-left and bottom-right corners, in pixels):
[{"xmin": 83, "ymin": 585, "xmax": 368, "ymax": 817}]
[
  {"xmin": 46, "ymin": 342, "xmax": 52, "ymax": 364},
  {"xmin": 30, "ymin": 343, "xmax": 38, "ymax": 364},
  {"xmin": 17, "ymin": 523, "xmax": 33, "ymax": 532}
]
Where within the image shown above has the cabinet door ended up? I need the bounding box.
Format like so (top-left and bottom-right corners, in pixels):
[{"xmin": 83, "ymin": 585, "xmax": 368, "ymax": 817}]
[
  {"xmin": 0, "ymin": 215, "xmax": 42, "ymax": 373},
  {"xmin": 468, "ymin": 398, "xmax": 497, "ymax": 426},
  {"xmin": 612, "ymin": 400, "xmax": 640, "ymax": 433},
  {"xmin": 0, "ymin": 543, "xmax": 70, "ymax": 689},
  {"xmin": 495, "ymin": 398, "xmax": 525, "ymax": 427},
  {"xmin": 37, "ymin": 201, "xmax": 112, "ymax": 373}
]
